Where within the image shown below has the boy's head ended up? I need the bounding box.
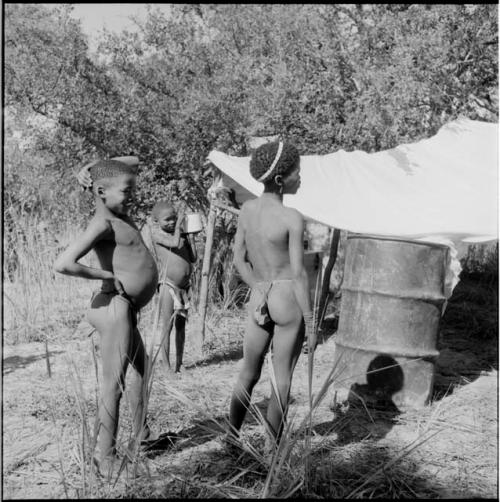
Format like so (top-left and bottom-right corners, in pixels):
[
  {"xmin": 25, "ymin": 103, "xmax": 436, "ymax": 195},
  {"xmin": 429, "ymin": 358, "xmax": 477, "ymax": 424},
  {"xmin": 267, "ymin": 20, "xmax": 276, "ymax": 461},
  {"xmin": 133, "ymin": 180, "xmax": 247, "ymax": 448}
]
[
  {"xmin": 152, "ymin": 200, "xmax": 177, "ymax": 232},
  {"xmin": 250, "ymin": 141, "xmax": 301, "ymax": 194},
  {"xmin": 91, "ymin": 160, "xmax": 137, "ymax": 216}
]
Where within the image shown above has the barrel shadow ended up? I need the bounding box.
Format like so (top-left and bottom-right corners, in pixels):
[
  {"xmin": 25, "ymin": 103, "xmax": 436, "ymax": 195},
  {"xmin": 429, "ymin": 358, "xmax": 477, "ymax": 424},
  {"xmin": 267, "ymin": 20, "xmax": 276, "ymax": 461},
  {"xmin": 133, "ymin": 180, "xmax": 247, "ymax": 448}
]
[
  {"xmin": 312, "ymin": 354, "xmax": 403, "ymax": 445},
  {"xmin": 315, "ymin": 388, "xmax": 400, "ymax": 447}
]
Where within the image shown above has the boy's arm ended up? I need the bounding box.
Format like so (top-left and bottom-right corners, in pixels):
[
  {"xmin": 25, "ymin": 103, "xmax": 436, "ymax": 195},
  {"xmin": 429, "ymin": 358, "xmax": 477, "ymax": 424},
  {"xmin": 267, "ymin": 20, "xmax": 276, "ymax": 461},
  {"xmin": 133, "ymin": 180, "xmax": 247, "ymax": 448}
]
[
  {"xmin": 54, "ymin": 218, "xmax": 120, "ymax": 288},
  {"xmin": 152, "ymin": 210, "xmax": 185, "ymax": 249},
  {"xmin": 288, "ymin": 210, "xmax": 312, "ymax": 316},
  {"xmin": 153, "ymin": 229, "xmax": 181, "ymax": 249},
  {"xmin": 288, "ymin": 210, "xmax": 316, "ymax": 349},
  {"xmin": 233, "ymin": 207, "xmax": 258, "ymax": 289}
]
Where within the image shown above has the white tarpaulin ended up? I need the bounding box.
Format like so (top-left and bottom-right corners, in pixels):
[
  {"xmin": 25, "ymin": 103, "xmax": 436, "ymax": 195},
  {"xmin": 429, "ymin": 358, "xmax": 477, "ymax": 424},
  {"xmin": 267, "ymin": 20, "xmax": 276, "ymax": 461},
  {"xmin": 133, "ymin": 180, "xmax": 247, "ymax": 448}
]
[{"xmin": 208, "ymin": 118, "xmax": 498, "ymax": 244}]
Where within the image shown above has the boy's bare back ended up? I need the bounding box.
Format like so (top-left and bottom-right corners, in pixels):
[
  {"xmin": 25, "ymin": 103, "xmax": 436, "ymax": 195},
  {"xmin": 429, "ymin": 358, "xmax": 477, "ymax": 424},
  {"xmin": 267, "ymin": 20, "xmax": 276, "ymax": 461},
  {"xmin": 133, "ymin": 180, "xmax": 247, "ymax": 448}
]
[{"xmin": 239, "ymin": 197, "xmax": 303, "ymax": 282}]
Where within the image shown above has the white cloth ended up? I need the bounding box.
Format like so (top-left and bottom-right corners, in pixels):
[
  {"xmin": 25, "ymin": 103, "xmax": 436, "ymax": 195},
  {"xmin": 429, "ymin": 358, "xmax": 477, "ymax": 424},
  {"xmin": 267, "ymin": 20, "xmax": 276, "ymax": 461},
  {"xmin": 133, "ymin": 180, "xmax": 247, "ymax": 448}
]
[{"xmin": 208, "ymin": 118, "xmax": 498, "ymax": 243}]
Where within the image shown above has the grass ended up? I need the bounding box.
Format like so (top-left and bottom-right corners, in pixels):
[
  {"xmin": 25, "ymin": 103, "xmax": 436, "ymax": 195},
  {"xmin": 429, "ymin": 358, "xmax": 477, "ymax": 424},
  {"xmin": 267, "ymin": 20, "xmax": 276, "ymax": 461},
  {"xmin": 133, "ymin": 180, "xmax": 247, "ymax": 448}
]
[
  {"xmin": 3, "ymin": 295, "xmax": 497, "ymax": 498},
  {"xmin": 3, "ymin": 210, "xmax": 95, "ymax": 345},
  {"xmin": 3, "ymin": 218, "xmax": 498, "ymax": 498}
]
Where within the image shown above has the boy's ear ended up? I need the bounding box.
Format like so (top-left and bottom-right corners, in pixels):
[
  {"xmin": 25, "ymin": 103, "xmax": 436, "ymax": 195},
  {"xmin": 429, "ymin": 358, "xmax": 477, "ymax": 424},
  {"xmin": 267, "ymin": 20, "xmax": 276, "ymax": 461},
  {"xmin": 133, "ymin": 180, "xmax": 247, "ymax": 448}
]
[
  {"xmin": 274, "ymin": 174, "xmax": 283, "ymax": 186},
  {"xmin": 95, "ymin": 183, "xmax": 106, "ymax": 197}
]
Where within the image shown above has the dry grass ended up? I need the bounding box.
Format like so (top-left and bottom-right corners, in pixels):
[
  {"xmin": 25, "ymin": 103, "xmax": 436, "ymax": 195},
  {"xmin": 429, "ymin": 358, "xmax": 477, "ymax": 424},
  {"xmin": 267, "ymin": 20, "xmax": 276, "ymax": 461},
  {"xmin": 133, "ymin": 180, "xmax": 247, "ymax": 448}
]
[
  {"xmin": 3, "ymin": 308, "xmax": 498, "ymax": 499},
  {"xmin": 2, "ymin": 222, "xmax": 498, "ymax": 498},
  {"xmin": 3, "ymin": 211, "xmax": 95, "ymax": 344}
]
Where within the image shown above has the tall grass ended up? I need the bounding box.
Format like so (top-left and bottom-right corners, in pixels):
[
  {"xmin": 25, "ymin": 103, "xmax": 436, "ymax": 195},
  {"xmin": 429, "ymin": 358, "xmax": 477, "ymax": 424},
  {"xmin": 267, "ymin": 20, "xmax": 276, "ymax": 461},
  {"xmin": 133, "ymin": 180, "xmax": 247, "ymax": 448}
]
[
  {"xmin": 4, "ymin": 209, "xmax": 497, "ymax": 498},
  {"xmin": 3, "ymin": 207, "xmax": 94, "ymax": 344}
]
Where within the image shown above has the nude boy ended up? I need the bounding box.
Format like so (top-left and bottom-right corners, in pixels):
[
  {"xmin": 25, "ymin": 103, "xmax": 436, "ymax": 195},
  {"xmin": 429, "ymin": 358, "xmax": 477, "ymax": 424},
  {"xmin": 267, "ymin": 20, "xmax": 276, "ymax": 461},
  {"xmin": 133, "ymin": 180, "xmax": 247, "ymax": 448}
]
[
  {"xmin": 54, "ymin": 159, "xmax": 158, "ymax": 476},
  {"xmin": 229, "ymin": 141, "xmax": 316, "ymax": 453},
  {"xmin": 150, "ymin": 201, "xmax": 197, "ymax": 372}
]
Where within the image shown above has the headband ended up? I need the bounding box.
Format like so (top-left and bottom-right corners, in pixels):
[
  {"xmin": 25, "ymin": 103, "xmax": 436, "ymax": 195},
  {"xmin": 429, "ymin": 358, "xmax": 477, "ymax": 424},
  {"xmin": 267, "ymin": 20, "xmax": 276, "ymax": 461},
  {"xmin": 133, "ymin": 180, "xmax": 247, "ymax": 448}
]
[{"xmin": 257, "ymin": 142, "xmax": 284, "ymax": 182}]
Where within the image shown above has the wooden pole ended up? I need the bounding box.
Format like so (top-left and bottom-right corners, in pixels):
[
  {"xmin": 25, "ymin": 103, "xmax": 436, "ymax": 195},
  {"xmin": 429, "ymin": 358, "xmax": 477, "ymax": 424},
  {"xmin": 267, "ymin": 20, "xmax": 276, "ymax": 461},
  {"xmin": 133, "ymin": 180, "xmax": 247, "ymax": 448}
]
[
  {"xmin": 318, "ymin": 228, "xmax": 341, "ymax": 329},
  {"xmin": 198, "ymin": 200, "xmax": 217, "ymax": 352}
]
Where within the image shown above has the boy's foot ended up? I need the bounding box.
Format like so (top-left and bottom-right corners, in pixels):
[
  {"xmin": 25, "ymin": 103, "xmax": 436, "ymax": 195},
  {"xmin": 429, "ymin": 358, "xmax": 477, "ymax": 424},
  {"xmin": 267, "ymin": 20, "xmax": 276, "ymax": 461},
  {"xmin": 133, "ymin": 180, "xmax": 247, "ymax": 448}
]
[
  {"xmin": 161, "ymin": 361, "xmax": 179, "ymax": 376},
  {"xmin": 93, "ymin": 455, "xmax": 120, "ymax": 479}
]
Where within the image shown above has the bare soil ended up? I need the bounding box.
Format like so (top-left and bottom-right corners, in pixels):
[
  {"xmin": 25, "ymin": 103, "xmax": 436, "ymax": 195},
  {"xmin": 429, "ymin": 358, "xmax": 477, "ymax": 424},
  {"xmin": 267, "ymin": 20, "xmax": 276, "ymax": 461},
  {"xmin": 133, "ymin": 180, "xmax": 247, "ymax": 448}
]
[{"xmin": 2, "ymin": 277, "xmax": 498, "ymax": 499}]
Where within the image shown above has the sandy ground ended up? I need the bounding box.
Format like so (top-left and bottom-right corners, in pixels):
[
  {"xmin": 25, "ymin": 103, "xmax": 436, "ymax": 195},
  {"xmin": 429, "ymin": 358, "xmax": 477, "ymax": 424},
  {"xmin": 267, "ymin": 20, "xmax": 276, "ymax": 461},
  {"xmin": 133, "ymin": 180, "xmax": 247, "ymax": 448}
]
[{"xmin": 3, "ymin": 305, "xmax": 498, "ymax": 499}]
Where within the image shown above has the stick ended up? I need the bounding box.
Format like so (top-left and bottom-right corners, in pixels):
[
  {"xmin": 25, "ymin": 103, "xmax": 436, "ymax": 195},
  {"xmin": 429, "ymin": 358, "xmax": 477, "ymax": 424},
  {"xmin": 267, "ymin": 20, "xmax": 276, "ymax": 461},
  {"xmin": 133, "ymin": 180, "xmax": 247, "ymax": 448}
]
[
  {"xmin": 44, "ymin": 335, "xmax": 52, "ymax": 378},
  {"xmin": 198, "ymin": 201, "xmax": 217, "ymax": 351},
  {"xmin": 212, "ymin": 199, "xmax": 240, "ymax": 216},
  {"xmin": 318, "ymin": 228, "xmax": 341, "ymax": 329}
]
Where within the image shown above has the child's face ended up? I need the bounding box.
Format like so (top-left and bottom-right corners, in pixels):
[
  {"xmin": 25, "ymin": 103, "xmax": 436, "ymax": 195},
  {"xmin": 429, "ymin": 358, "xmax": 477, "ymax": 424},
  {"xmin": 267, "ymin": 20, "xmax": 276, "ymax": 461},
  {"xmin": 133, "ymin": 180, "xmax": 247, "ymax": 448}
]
[
  {"xmin": 157, "ymin": 207, "xmax": 177, "ymax": 232},
  {"xmin": 100, "ymin": 174, "xmax": 137, "ymax": 215}
]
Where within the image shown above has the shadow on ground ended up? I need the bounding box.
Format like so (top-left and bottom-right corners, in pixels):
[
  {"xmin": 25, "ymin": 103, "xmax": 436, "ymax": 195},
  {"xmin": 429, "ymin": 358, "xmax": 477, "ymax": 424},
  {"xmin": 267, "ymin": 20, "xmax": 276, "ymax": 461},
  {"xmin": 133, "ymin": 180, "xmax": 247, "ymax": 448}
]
[
  {"xmin": 433, "ymin": 274, "xmax": 498, "ymax": 399},
  {"xmin": 144, "ymin": 416, "xmax": 226, "ymax": 457},
  {"xmin": 144, "ymin": 398, "xmax": 270, "ymax": 458},
  {"xmin": 307, "ymin": 440, "xmax": 454, "ymax": 498},
  {"xmin": 3, "ymin": 351, "xmax": 64, "ymax": 375},
  {"xmin": 312, "ymin": 391, "xmax": 400, "ymax": 448},
  {"xmin": 186, "ymin": 345, "xmax": 243, "ymax": 368}
]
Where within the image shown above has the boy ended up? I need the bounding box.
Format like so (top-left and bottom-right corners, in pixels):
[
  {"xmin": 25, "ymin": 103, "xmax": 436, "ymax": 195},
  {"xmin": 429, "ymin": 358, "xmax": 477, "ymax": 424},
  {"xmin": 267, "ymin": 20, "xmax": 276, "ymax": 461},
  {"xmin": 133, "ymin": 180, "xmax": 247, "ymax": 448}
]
[
  {"xmin": 54, "ymin": 159, "xmax": 158, "ymax": 476},
  {"xmin": 229, "ymin": 141, "xmax": 316, "ymax": 455},
  {"xmin": 150, "ymin": 200, "xmax": 197, "ymax": 373}
]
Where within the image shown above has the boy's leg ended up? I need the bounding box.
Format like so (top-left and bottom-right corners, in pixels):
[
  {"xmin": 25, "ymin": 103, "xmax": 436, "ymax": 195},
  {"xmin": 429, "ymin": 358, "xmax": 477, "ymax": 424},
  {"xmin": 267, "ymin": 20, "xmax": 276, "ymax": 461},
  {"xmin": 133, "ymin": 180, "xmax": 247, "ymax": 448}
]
[
  {"xmin": 265, "ymin": 281, "xmax": 305, "ymax": 442},
  {"xmin": 174, "ymin": 314, "xmax": 186, "ymax": 373},
  {"xmin": 127, "ymin": 326, "xmax": 150, "ymax": 441},
  {"xmin": 267, "ymin": 320, "xmax": 304, "ymax": 441},
  {"xmin": 87, "ymin": 294, "xmax": 133, "ymax": 464},
  {"xmin": 158, "ymin": 286, "xmax": 175, "ymax": 370},
  {"xmin": 229, "ymin": 310, "xmax": 272, "ymax": 434}
]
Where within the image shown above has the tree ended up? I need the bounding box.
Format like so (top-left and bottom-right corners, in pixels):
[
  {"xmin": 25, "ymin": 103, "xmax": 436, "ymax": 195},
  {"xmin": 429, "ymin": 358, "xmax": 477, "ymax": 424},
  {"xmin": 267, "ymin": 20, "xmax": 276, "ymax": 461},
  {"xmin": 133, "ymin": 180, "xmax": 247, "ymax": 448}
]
[{"xmin": 5, "ymin": 4, "xmax": 497, "ymax": 218}]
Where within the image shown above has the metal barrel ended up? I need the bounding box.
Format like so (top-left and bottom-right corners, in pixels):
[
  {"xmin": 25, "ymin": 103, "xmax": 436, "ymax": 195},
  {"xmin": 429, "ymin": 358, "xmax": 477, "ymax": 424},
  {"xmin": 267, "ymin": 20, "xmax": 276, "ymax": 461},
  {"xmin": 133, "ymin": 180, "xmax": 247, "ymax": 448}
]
[{"xmin": 333, "ymin": 234, "xmax": 449, "ymax": 410}]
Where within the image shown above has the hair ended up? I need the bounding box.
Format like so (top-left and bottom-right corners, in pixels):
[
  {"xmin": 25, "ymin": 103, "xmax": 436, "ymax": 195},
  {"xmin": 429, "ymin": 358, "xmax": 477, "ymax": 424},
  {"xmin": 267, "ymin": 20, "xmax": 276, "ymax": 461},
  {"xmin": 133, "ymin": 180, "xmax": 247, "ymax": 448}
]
[
  {"xmin": 249, "ymin": 141, "xmax": 300, "ymax": 185},
  {"xmin": 90, "ymin": 159, "xmax": 137, "ymax": 184},
  {"xmin": 152, "ymin": 200, "xmax": 175, "ymax": 220}
]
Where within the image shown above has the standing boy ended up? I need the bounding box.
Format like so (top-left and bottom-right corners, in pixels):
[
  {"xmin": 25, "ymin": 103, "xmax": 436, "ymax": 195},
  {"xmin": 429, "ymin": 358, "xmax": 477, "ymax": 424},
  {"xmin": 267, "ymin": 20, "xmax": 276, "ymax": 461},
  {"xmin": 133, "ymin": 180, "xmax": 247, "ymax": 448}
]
[
  {"xmin": 54, "ymin": 159, "xmax": 158, "ymax": 476},
  {"xmin": 150, "ymin": 201, "xmax": 197, "ymax": 373}
]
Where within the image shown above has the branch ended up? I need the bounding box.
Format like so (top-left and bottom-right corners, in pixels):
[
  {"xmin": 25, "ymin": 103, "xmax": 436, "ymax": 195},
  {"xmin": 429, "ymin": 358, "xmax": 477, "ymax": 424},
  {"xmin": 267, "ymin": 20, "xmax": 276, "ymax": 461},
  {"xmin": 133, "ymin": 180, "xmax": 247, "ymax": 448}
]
[{"xmin": 334, "ymin": 5, "xmax": 365, "ymax": 33}]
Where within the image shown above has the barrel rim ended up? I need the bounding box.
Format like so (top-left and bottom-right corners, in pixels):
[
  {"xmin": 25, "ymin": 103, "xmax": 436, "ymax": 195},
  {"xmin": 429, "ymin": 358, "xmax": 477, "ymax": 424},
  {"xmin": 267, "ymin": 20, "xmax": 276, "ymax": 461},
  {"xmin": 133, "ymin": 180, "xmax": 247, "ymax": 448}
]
[
  {"xmin": 341, "ymin": 286, "xmax": 446, "ymax": 303},
  {"xmin": 346, "ymin": 233, "xmax": 450, "ymax": 250},
  {"xmin": 334, "ymin": 340, "xmax": 440, "ymax": 360}
]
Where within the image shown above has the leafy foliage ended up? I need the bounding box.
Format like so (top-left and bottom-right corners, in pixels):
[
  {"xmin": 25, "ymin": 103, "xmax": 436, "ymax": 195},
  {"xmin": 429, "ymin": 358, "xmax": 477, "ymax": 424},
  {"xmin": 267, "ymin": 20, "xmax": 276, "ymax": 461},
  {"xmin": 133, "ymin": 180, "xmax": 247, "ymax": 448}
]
[
  {"xmin": 5, "ymin": 4, "xmax": 497, "ymax": 211},
  {"xmin": 4, "ymin": 3, "xmax": 498, "ymax": 280}
]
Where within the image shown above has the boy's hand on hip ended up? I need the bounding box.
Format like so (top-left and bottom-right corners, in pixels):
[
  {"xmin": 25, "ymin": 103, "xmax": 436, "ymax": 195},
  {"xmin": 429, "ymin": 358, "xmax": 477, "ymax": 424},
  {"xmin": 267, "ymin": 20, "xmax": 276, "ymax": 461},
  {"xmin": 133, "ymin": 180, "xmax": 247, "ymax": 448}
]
[{"xmin": 113, "ymin": 277, "xmax": 126, "ymax": 296}]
